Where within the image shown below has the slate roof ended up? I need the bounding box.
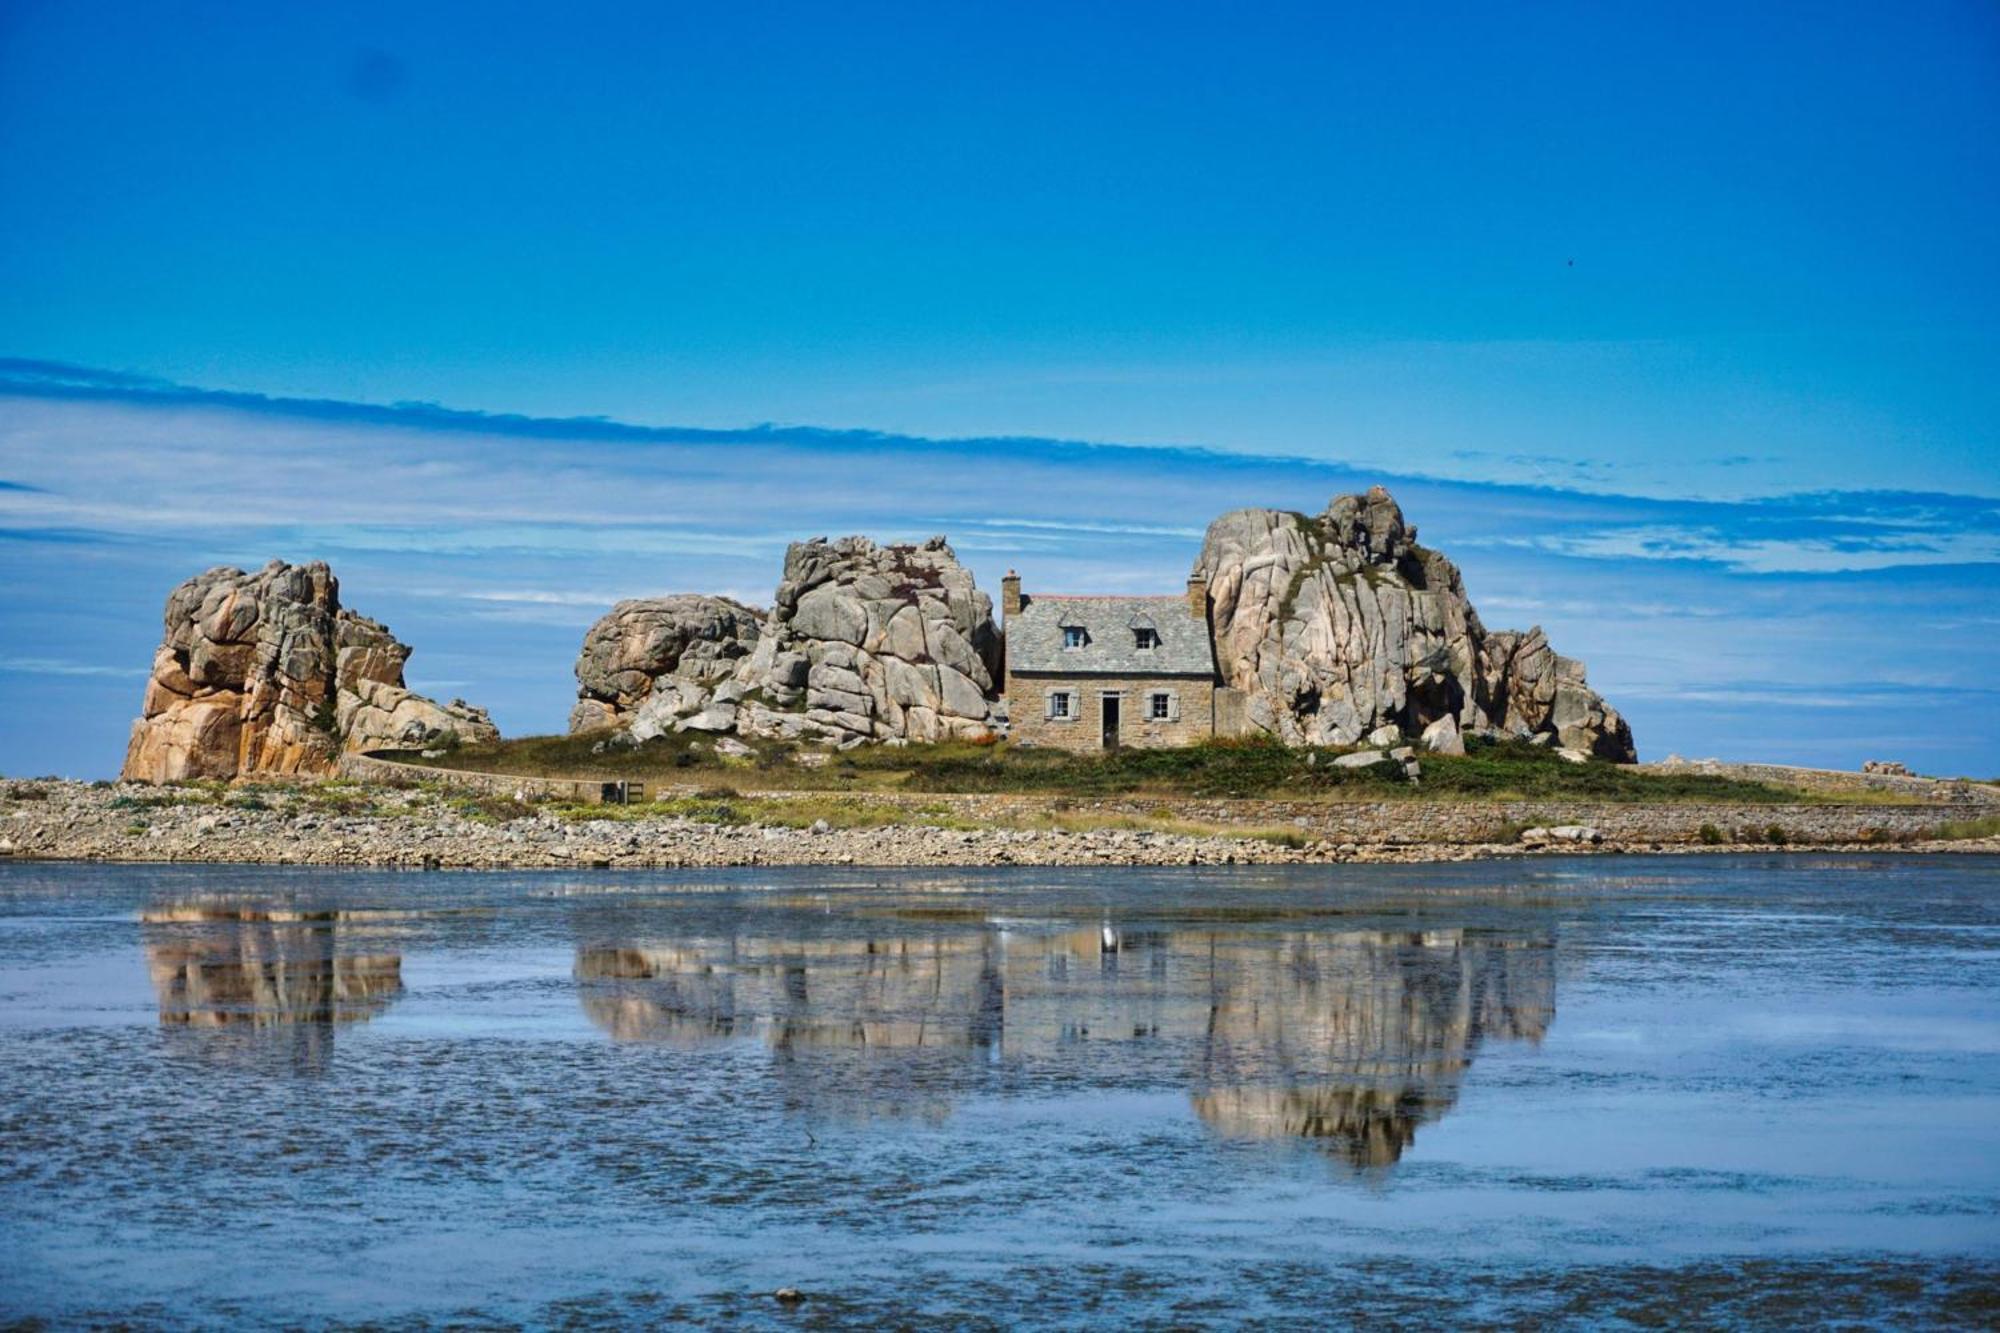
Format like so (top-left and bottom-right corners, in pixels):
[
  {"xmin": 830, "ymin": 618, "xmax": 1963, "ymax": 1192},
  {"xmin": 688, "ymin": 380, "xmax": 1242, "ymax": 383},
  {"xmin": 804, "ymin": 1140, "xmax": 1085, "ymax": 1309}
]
[{"xmin": 1005, "ymin": 595, "xmax": 1216, "ymax": 677}]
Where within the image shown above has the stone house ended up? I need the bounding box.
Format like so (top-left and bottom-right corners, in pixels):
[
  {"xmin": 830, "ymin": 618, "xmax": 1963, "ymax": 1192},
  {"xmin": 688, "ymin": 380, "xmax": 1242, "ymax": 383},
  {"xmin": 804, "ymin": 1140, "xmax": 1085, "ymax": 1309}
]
[{"xmin": 1001, "ymin": 571, "xmax": 1230, "ymax": 750}]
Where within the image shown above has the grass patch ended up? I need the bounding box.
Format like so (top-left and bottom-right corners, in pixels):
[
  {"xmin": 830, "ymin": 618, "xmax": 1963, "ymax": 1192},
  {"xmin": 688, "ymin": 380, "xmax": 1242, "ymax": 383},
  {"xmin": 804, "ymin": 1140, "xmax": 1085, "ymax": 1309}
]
[
  {"xmin": 559, "ymin": 793, "xmax": 953, "ymax": 831},
  {"xmin": 407, "ymin": 731, "xmax": 1807, "ymax": 804},
  {"xmin": 446, "ymin": 792, "xmax": 544, "ymax": 823},
  {"xmin": 554, "ymin": 792, "xmax": 1314, "ymax": 845},
  {"xmin": 110, "ymin": 788, "xmax": 223, "ymax": 811},
  {"xmin": 1932, "ymin": 814, "xmax": 2000, "ymax": 842}
]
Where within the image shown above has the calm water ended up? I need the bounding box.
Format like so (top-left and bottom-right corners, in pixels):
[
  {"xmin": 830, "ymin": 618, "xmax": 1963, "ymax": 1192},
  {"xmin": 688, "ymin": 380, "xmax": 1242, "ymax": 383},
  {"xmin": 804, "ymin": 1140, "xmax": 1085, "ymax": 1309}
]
[{"xmin": 1, "ymin": 856, "xmax": 1996, "ymax": 1328}]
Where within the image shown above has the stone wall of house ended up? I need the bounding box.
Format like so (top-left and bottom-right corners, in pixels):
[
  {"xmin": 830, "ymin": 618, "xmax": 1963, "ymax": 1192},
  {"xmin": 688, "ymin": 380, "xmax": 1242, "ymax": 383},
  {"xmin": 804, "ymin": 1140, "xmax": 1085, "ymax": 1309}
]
[{"xmin": 1009, "ymin": 674, "xmax": 1216, "ymax": 752}]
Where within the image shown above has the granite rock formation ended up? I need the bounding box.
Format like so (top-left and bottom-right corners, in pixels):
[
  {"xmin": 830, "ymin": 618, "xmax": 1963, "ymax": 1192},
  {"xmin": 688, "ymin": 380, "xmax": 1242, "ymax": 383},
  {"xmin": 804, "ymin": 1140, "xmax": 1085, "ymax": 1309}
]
[
  {"xmin": 732, "ymin": 536, "xmax": 1004, "ymax": 747},
  {"xmin": 569, "ymin": 594, "xmax": 764, "ymax": 737},
  {"xmin": 123, "ymin": 560, "xmax": 497, "ymax": 782},
  {"xmin": 1195, "ymin": 487, "xmax": 1636, "ymax": 759},
  {"xmin": 570, "ymin": 536, "xmax": 1003, "ymax": 748}
]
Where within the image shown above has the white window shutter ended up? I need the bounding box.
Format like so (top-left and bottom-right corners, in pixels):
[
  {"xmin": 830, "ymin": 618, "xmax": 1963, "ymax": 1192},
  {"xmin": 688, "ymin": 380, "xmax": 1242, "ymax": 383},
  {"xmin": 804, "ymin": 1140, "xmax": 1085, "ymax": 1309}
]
[
  {"xmin": 1045, "ymin": 689, "xmax": 1056, "ymax": 720},
  {"xmin": 1167, "ymin": 691, "xmax": 1180, "ymax": 722}
]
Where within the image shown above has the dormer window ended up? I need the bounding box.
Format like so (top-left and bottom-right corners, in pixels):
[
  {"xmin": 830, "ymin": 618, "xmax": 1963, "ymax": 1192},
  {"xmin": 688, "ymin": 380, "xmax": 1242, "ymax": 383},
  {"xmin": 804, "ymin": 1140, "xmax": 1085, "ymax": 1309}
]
[
  {"xmin": 1062, "ymin": 626, "xmax": 1087, "ymax": 650},
  {"xmin": 1134, "ymin": 627, "xmax": 1160, "ymax": 651}
]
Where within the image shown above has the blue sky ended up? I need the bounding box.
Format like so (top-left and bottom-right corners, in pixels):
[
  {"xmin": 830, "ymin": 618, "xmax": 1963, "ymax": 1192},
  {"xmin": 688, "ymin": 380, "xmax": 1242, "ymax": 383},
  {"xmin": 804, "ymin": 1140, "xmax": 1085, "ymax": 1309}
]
[{"xmin": 1, "ymin": 2, "xmax": 1996, "ymax": 776}]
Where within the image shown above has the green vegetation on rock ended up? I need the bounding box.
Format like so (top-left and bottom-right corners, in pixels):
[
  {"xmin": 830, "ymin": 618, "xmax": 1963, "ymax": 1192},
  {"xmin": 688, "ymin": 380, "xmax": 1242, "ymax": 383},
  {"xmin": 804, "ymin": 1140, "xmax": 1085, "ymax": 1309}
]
[{"xmin": 401, "ymin": 731, "xmax": 1807, "ymax": 804}]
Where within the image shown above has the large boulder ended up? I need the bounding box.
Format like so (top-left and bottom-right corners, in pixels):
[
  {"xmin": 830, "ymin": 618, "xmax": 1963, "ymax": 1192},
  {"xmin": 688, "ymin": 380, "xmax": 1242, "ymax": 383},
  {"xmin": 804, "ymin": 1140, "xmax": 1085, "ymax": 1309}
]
[
  {"xmin": 568, "ymin": 594, "xmax": 764, "ymax": 734},
  {"xmin": 122, "ymin": 561, "xmax": 498, "ymax": 782},
  {"xmin": 566, "ymin": 537, "xmax": 1003, "ymax": 749},
  {"xmin": 734, "ymin": 536, "xmax": 1003, "ymax": 746},
  {"xmin": 1194, "ymin": 487, "xmax": 1636, "ymax": 760},
  {"xmin": 329, "ymin": 610, "xmax": 497, "ymax": 754},
  {"xmin": 1478, "ymin": 627, "xmax": 1635, "ymax": 761}
]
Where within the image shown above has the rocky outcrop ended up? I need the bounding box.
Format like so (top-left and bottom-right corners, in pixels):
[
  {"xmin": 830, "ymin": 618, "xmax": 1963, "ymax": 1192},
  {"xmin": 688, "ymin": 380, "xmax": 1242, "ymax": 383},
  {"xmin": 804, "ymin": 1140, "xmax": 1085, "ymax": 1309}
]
[
  {"xmin": 569, "ymin": 595, "xmax": 764, "ymax": 736},
  {"xmin": 331, "ymin": 610, "xmax": 498, "ymax": 756},
  {"xmin": 1195, "ymin": 487, "xmax": 1636, "ymax": 760},
  {"xmin": 122, "ymin": 561, "xmax": 498, "ymax": 782},
  {"xmin": 572, "ymin": 537, "xmax": 1004, "ymax": 749},
  {"xmin": 1477, "ymin": 626, "xmax": 1633, "ymax": 760},
  {"xmin": 732, "ymin": 536, "xmax": 1003, "ymax": 747}
]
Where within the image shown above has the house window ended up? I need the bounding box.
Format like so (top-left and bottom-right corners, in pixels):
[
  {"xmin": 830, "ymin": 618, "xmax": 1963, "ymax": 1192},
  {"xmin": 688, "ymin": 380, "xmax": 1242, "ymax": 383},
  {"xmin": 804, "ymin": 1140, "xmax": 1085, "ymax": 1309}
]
[
  {"xmin": 1062, "ymin": 626, "xmax": 1086, "ymax": 650},
  {"xmin": 1134, "ymin": 627, "xmax": 1160, "ymax": 651},
  {"xmin": 1050, "ymin": 691, "xmax": 1072, "ymax": 719},
  {"xmin": 1149, "ymin": 691, "xmax": 1172, "ymax": 720}
]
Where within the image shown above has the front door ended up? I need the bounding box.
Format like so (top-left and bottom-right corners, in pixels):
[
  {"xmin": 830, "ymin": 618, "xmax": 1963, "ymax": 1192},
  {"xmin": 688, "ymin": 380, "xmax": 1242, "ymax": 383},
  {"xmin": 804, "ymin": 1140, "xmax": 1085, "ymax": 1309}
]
[{"xmin": 1101, "ymin": 694, "xmax": 1120, "ymax": 749}]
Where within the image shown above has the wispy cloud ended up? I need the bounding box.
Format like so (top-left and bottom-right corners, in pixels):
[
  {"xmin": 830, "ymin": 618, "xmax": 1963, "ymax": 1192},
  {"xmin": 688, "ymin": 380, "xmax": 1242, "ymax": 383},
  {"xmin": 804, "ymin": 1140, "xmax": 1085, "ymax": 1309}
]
[
  {"xmin": 1476, "ymin": 594, "xmax": 1737, "ymax": 619},
  {"xmin": 454, "ymin": 589, "xmax": 648, "ymax": 607},
  {"xmin": 966, "ymin": 518, "xmax": 1210, "ymax": 539},
  {"xmin": 0, "ymin": 656, "xmax": 149, "ymax": 679},
  {"xmin": 1513, "ymin": 523, "xmax": 2000, "ymax": 574},
  {"xmin": 1615, "ymin": 677, "xmax": 2000, "ymax": 709}
]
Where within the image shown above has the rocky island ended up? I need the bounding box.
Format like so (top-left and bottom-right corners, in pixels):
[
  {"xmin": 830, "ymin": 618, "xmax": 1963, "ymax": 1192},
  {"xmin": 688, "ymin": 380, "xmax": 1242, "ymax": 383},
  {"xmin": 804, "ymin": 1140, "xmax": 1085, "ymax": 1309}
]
[{"xmin": 3, "ymin": 488, "xmax": 1985, "ymax": 871}]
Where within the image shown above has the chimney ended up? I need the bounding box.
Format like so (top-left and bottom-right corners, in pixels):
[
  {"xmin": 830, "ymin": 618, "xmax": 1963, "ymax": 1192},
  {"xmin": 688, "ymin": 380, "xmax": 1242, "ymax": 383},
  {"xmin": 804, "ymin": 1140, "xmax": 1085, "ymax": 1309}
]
[
  {"xmin": 1186, "ymin": 571, "xmax": 1208, "ymax": 620},
  {"xmin": 1001, "ymin": 570, "xmax": 1022, "ymax": 618}
]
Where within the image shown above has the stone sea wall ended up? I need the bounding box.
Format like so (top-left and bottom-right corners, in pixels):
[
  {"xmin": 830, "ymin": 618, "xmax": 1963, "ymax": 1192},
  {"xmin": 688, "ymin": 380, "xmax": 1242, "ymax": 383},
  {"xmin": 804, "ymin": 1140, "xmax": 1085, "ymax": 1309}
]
[
  {"xmin": 1642, "ymin": 759, "xmax": 1998, "ymax": 806},
  {"xmin": 341, "ymin": 752, "xmax": 620, "ymax": 802}
]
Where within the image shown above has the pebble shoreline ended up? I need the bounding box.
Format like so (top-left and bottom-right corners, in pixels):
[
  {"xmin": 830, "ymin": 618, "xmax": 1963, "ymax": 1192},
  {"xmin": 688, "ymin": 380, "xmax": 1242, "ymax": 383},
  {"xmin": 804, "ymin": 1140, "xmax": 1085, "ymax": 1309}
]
[{"xmin": 3, "ymin": 778, "xmax": 1995, "ymax": 870}]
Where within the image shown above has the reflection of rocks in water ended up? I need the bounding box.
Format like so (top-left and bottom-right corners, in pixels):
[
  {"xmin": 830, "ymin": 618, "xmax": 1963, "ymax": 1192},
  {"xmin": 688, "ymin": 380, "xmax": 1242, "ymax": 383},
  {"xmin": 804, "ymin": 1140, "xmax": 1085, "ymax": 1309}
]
[
  {"xmin": 143, "ymin": 902, "xmax": 403, "ymax": 1070},
  {"xmin": 1191, "ymin": 931, "xmax": 1552, "ymax": 1167},
  {"xmin": 1190, "ymin": 1085, "xmax": 1447, "ymax": 1167},
  {"xmin": 576, "ymin": 935, "xmax": 1002, "ymax": 1052},
  {"xmin": 576, "ymin": 945, "xmax": 744, "ymax": 1046},
  {"xmin": 578, "ymin": 935, "xmax": 1001, "ymax": 1124},
  {"xmin": 574, "ymin": 923, "xmax": 1551, "ymax": 1159}
]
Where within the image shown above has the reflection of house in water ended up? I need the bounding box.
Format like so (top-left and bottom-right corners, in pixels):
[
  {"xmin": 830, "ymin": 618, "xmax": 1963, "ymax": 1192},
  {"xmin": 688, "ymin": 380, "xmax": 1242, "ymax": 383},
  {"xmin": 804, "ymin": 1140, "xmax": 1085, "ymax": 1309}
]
[
  {"xmin": 575, "ymin": 922, "xmax": 1551, "ymax": 1165},
  {"xmin": 143, "ymin": 902, "xmax": 404, "ymax": 1070}
]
